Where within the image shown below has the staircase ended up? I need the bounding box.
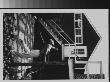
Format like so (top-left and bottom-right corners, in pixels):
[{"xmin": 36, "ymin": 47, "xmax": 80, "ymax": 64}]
[
  {"xmin": 38, "ymin": 18, "xmax": 74, "ymax": 45},
  {"xmin": 38, "ymin": 16, "xmax": 87, "ymax": 76}
]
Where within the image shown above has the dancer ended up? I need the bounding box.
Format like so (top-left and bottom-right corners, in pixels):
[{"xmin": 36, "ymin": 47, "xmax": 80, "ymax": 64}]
[{"xmin": 45, "ymin": 39, "xmax": 58, "ymax": 63}]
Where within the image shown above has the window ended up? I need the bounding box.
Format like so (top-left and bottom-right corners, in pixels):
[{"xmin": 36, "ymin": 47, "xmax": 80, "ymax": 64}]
[
  {"xmin": 76, "ymin": 37, "xmax": 82, "ymax": 43},
  {"xmin": 78, "ymin": 49, "xmax": 85, "ymax": 54},
  {"xmin": 75, "ymin": 21, "xmax": 81, "ymax": 28},
  {"xmin": 75, "ymin": 22, "xmax": 80, "ymax": 28},
  {"xmin": 75, "ymin": 29, "xmax": 81, "ymax": 35},
  {"xmin": 71, "ymin": 49, "xmax": 85, "ymax": 55},
  {"xmin": 75, "ymin": 14, "xmax": 81, "ymax": 20}
]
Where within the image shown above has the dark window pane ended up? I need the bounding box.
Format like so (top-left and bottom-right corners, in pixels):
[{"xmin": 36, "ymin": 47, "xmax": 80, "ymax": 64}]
[
  {"xmin": 75, "ymin": 14, "xmax": 81, "ymax": 20},
  {"xmin": 78, "ymin": 49, "xmax": 84, "ymax": 52},
  {"xmin": 76, "ymin": 37, "xmax": 82, "ymax": 43},
  {"xmin": 78, "ymin": 37, "xmax": 82, "ymax": 43},
  {"xmin": 76, "ymin": 29, "xmax": 81, "ymax": 35},
  {"xmin": 78, "ymin": 51, "xmax": 85, "ymax": 54},
  {"xmin": 75, "ymin": 22, "xmax": 80, "ymax": 28},
  {"xmin": 77, "ymin": 49, "xmax": 85, "ymax": 54},
  {"xmin": 76, "ymin": 37, "xmax": 79, "ymax": 43}
]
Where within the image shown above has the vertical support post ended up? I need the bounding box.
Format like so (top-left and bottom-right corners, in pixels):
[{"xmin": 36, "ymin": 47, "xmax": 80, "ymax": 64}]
[
  {"xmin": 68, "ymin": 57, "xmax": 75, "ymax": 79},
  {"xmin": 62, "ymin": 44, "xmax": 64, "ymax": 61},
  {"xmin": 86, "ymin": 62, "xmax": 89, "ymax": 79},
  {"xmin": 100, "ymin": 61, "xmax": 103, "ymax": 79}
]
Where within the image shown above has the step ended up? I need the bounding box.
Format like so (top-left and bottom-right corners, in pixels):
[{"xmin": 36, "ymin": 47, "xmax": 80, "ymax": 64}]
[
  {"xmin": 74, "ymin": 69, "xmax": 85, "ymax": 74},
  {"xmin": 74, "ymin": 63, "xmax": 85, "ymax": 68}
]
